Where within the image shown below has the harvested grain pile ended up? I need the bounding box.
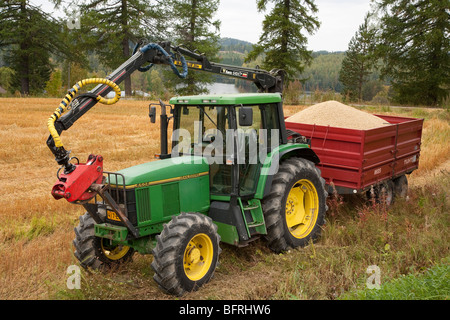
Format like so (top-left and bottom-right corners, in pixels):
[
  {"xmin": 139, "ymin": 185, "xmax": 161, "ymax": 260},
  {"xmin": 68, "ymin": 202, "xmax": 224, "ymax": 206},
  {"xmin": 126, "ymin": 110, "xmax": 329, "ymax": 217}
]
[{"xmin": 286, "ymin": 100, "xmax": 390, "ymax": 130}]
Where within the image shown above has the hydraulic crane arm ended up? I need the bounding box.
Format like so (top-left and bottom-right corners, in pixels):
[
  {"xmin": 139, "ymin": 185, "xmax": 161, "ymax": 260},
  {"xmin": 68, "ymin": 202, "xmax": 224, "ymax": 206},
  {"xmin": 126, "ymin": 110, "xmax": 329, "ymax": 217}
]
[
  {"xmin": 46, "ymin": 42, "xmax": 185, "ymax": 173},
  {"xmin": 46, "ymin": 41, "xmax": 284, "ymax": 173},
  {"xmin": 171, "ymin": 45, "xmax": 285, "ymax": 94}
]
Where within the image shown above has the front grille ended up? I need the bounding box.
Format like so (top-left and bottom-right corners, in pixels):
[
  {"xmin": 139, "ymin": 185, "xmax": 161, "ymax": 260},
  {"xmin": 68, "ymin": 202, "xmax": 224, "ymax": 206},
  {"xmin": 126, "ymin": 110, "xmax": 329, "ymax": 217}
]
[
  {"xmin": 136, "ymin": 188, "xmax": 151, "ymax": 223},
  {"xmin": 99, "ymin": 172, "xmax": 138, "ymax": 226}
]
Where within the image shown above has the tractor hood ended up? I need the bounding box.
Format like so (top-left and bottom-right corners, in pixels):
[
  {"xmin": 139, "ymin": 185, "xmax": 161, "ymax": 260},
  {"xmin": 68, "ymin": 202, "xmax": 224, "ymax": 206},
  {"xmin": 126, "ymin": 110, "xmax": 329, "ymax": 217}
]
[{"xmin": 110, "ymin": 156, "xmax": 209, "ymax": 188}]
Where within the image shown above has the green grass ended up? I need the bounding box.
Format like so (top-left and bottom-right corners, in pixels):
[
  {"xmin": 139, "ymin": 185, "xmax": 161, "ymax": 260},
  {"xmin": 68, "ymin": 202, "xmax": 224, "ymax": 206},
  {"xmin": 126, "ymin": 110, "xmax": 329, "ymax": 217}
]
[
  {"xmin": 340, "ymin": 258, "xmax": 450, "ymax": 300},
  {"xmin": 0, "ymin": 216, "xmax": 57, "ymax": 243}
]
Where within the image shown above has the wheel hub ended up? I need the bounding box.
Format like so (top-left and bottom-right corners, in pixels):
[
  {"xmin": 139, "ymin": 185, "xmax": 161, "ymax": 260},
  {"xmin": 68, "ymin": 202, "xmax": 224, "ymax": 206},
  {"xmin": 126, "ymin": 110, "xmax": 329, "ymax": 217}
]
[
  {"xmin": 183, "ymin": 233, "xmax": 213, "ymax": 281},
  {"xmin": 188, "ymin": 247, "xmax": 201, "ymax": 264},
  {"xmin": 285, "ymin": 179, "xmax": 319, "ymax": 239}
]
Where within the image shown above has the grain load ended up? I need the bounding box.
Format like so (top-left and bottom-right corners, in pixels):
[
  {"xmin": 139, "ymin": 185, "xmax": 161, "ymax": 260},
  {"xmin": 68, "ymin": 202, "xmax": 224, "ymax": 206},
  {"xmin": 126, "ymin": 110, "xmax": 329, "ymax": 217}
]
[{"xmin": 286, "ymin": 100, "xmax": 390, "ymax": 130}]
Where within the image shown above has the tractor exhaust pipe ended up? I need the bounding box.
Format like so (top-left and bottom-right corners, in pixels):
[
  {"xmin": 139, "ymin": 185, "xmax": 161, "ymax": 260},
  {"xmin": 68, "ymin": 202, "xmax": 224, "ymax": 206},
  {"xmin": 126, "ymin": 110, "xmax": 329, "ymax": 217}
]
[{"xmin": 150, "ymin": 99, "xmax": 171, "ymax": 159}]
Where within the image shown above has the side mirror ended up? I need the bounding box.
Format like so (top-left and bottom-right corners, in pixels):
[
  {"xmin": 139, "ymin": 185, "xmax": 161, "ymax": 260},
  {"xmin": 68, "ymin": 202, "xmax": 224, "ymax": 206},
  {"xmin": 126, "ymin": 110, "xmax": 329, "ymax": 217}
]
[
  {"xmin": 239, "ymin": 107, "xmax": 253, "ymax": 127},
  {"xmin": 149, "ymin": 106, "xmax": 156, "ymax": 123}
]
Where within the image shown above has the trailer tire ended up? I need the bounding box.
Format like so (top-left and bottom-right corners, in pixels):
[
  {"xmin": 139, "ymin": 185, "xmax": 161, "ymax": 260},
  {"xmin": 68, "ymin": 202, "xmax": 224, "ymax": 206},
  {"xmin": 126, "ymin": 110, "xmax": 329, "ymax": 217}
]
[
  {"xmin": 382, "ymin": 180, "xmax": 395, "ymax": 206},
  {"xmin": 151, "ymin": 212, "xmax": 221, "ymax": 296},
  {"xmin": 369, "ymin": 181, "xmax": 395, "ymax": 206},
  {"xmin": 73, "ymin": 212, "xmax": 134, "ymax": 270},
  {"xmin": 261, "ymin": 157, "xmax": 328, "ymax": 253},
  {"xmin": 393, "ymin": 175, "xmax": 408, "ymax": 199}
]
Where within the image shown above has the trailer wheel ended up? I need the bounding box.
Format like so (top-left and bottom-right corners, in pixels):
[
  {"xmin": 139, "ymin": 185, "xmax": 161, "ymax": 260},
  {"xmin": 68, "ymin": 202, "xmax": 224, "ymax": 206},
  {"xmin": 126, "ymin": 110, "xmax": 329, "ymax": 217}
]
[
  {"xmin": 393, "ymin": 175, "xmax": 408, "ymax": 199},
  {"xmin": 380, "ymin": 181, "xmax": 395, "ymax": 206},
  {"xmin": 369, "ymin": 181, "xmax": 395, "ymax": 206},
  {"xmin": 262, "ymin": 157, "xmax": 328, "ymax": 253},
  {"xmin": 73, "ymin": 212, "xmax": 134, "ymax": 270},
  {"xmin": 151, "ymin": 212, "xmax": 221, "ymax": 296}
]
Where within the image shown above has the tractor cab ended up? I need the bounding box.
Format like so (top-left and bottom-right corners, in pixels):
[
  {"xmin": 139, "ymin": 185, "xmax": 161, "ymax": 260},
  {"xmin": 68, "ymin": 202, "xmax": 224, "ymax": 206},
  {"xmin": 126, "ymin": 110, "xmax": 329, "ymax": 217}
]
[{"xmin": 161, "ymin": 93, "xmax": 286, "ymax": 199}]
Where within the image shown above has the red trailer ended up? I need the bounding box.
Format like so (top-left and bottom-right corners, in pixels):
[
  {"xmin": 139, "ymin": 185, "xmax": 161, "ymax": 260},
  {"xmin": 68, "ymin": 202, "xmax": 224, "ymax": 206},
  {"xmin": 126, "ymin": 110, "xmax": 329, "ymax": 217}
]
[{"xmin": 285, "ymin": 114, "xmax": 424, "ymax": 202}]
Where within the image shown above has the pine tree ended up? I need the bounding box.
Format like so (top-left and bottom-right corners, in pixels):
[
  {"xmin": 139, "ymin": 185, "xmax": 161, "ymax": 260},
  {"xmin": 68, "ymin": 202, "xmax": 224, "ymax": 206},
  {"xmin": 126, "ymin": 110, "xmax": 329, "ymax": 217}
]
[
  {"xmin": 245, "ymin": 0, "xmax": 320, "ymax": 82},
  {"xmin": 373, "ymin": 0, "xmax": 450, "ymax": 106},
  {"xmin": 0, "ymin": 67, "xmax": 14, "ymax": 91},
  {"xmin": 339, "ymin": 14, "xmax": 377, "ymax": 102},
  {"xmin": 0, "ymin": 0, "xmax": 63, "ymax": 94},
  {"xmin": 75, "ymin": 0, "xmax": 165, "ymax": 97},
  {"xmin": 166, "ymin": 0, "xmax": 221, "ymax": 95},
  {"xmin": 45, "ymin": 69, "xmax": 63, "ymax": 97}
]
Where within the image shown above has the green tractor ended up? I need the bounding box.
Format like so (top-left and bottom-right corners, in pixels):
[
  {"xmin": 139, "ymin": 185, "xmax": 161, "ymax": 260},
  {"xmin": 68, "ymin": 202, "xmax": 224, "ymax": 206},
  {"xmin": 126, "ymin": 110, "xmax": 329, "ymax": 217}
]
[{"xmin": 47, "ymin": 43, "xmax": 327, "ymax": 296}]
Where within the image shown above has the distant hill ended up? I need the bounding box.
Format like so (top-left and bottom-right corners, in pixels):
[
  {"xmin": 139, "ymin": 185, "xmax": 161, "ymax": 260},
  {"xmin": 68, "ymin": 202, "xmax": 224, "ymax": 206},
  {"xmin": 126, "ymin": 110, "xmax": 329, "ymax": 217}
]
[
  {"xmin": 301, "ymin": 51, "xmax": 345, "ymax": 92},
  {"xmin": 218, "ymin": 38, "xmax": 252, "ymax": 67},
  {"xmin": 220, "ymin": 38, "xmax": 253, "ymax": 54},
  {"xmin": 218, "ymin": 38, "xmax": 345, "ymax": 92}
]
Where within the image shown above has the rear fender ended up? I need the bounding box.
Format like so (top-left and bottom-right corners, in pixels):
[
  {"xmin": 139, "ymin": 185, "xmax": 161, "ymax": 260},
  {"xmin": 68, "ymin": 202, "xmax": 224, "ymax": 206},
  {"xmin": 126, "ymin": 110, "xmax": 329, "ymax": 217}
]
[{"xmin": 254, "ymin": 145, "xmax": 320, "ymax": 199}]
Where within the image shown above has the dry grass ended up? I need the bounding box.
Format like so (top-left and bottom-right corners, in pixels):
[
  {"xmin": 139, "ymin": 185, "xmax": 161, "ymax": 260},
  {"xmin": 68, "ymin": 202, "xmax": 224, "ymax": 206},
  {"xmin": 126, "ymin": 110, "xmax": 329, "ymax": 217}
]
[
  {"xmin": 0, "ymin": 98, "xmax": 448, "ymax": 300},
  {"xmin": 0, "ymin": 97, "xmax": 162, "ymax": 299}
]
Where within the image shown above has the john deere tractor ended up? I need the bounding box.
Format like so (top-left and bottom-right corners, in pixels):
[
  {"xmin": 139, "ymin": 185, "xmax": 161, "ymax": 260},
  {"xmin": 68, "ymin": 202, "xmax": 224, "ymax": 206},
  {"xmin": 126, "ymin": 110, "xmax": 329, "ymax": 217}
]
[{"xmin": 47, "ymin": 42, "xmax": 327, "ymax": 296}]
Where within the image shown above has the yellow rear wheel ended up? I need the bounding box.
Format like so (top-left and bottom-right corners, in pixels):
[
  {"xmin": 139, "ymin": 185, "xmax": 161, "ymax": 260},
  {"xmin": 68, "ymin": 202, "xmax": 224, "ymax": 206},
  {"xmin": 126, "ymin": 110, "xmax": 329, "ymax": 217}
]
[
  {"xmin": 285, "ymin": 179, "xmax": 320, "ymax": 239},
  {"xmin": 262, "ymin": 157, "xmax": 327, "ymax": 253}
]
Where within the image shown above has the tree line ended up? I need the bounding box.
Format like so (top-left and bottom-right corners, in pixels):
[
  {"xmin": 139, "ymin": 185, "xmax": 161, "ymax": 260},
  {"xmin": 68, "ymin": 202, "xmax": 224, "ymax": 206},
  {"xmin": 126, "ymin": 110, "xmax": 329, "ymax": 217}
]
[
  {"xmin": 0, "ymin": 0, "xmax": 221, "ymax": 97},
  {"xmin": 0, "ymin": 0, "xmax": 448, "ymax": 106},
  {"xmin": 339, "ymin": 0, "xmax": 449, "ymax": 106}
]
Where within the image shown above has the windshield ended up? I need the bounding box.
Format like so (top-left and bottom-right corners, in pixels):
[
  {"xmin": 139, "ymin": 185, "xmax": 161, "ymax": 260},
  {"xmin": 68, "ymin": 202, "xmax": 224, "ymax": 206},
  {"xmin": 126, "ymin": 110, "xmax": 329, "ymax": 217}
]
[
  {"xmin": 171, "ymin": 103, "xmax": 281, "ymax": 196},
  {"xmin": 172, "ymin": 106, "xmax": 228, "ymax": 157}
]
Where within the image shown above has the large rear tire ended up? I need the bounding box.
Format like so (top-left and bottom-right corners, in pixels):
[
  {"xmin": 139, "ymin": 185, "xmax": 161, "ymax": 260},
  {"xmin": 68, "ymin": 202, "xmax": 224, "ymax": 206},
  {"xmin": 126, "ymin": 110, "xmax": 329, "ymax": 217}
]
[
  {"xmin": 73, "ymin": 212, "xmax": 134, "ymax": 270},
  {"xmin": 261, "ymin": 157, "xmax": 328, "ymax": 253},
  {"xmin": 151, "ymin": 212, "xmax": 221, "ymax": 296}
]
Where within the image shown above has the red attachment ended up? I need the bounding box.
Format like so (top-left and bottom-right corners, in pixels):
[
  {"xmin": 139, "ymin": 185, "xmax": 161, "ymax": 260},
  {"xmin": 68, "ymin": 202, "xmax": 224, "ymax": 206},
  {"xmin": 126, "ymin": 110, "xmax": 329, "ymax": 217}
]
[
  {"xmin": 285, "ymin": 115, "xmax": 424, "ymax": 192},
  {"xmin": 51, "ymin": 154, "xmax": 104, "ymax": 203}
]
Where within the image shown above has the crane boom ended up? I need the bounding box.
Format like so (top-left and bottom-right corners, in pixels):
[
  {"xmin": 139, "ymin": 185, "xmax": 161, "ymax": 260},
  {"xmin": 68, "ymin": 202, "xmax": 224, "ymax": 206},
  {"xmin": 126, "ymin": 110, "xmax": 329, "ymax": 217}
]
[{"xmin": 46, "ymin": 41, "xmax": 284, "ymax": 172}]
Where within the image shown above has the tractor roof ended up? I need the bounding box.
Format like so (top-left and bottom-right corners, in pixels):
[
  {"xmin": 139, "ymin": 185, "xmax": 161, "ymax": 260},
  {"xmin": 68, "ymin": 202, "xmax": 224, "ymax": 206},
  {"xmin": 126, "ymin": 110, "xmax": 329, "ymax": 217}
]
[{"xmin": 169, "ymin": 93, "xmax": 282, "ymax": 105}]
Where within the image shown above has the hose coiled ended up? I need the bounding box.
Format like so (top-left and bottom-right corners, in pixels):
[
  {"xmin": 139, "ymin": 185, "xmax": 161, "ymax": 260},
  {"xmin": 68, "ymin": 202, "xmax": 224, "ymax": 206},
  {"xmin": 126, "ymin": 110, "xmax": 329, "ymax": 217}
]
[
  {"xmin": 137, "ymin": 43, "xmax": 188, "ymax": 78},
  {"xmin": 47, "ymin": 78, "xmax": 121, "ymax": 148}
]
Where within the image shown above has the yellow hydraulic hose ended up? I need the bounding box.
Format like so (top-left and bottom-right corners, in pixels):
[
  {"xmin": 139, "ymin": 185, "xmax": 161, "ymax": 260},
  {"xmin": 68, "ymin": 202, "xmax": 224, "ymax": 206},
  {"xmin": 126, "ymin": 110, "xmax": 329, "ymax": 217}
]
[{"xmin": 47, "ymin": 78, "xmax": 121, "ymax": 148}]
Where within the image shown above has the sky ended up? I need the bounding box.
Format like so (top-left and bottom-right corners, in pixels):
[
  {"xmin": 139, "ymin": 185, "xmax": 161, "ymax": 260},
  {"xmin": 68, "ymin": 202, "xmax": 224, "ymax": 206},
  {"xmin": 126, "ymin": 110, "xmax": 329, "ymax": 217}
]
[
  {"xmin": 217, "ymin": 0, "xmax": 373, "ymax": 51},
  {"xmin": 31, "ymin": 0, "xmax": 373, "ymax": 52}
]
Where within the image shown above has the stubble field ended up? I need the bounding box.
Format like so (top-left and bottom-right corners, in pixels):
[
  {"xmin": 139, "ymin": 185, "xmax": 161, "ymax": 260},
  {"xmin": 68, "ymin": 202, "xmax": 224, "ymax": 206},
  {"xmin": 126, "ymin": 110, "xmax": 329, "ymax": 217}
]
[{"xmin": 0, "ymin": 97, "xmax": 448, "ymax": 300}]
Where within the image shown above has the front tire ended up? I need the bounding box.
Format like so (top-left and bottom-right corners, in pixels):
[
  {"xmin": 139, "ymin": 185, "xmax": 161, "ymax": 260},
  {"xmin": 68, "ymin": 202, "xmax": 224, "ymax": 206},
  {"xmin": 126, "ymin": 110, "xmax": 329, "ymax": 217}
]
[
  {"xmin": 73, "ymin": 212, "xmax": 134, "ymax": 270},
  {"xmin": 262, "ymin": 157, "xmax": 328, "ymax": 253},
  {"xmin": 151, "ymin": 212, "xmax": 221, "ymax": 296}
]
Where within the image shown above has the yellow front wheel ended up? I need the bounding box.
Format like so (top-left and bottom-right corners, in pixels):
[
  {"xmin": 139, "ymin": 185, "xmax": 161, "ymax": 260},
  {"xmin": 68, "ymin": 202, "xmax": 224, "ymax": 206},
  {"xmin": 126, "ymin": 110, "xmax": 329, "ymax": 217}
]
[
  {"xmin": 73, "ymin": 212, "xmax": 134, "ymax": 270},
  {"xmin": 101, "ymin": 240, "xmax": 132, "ymax": 261},
  {"xmin": 152, "ymin": 213, "xmax": 221, "ymax": 296},
  {"xmin": 183, "ymin": 233, "xmax": 214, "ymax": 281}
]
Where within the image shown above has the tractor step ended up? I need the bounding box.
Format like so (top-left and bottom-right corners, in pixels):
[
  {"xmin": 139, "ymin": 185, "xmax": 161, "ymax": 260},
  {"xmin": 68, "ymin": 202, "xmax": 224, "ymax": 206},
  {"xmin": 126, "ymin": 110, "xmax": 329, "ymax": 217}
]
[
  {"xmin": 247, "ymin": 222, "xmax": 265, "ymax": 228},
  {"xmin": 243, "ymin": 205, "xmax": 259, "ymax": 211},
  {"xmin": 239, "ymin": 198, "xmax": 266, "ymax": 236}
]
